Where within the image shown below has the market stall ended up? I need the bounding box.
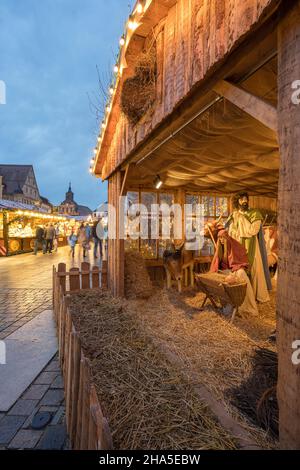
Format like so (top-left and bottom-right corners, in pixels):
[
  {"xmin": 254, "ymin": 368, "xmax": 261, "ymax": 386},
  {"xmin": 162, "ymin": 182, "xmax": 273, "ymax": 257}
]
[{"xmin": 0, "ymin": 199, "xmax": 76, "ymax": 256}]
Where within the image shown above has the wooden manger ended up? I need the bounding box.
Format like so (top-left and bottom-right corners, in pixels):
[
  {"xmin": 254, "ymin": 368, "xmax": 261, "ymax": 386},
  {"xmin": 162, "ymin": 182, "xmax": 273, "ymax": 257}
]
[
  {"xmin": 195, "ymin": 272, "xmax": 247, "ymax": 323},
  {"xmin": 52, "ymin": 261, "xmax": 113, "ymax": 450}
]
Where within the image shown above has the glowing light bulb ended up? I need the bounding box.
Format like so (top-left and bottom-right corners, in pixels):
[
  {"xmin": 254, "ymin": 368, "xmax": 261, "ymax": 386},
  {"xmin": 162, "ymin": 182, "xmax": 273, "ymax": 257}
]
[
  {"xmin": 137, "ymin": 3, "xmax": 143, "ymax": 14},
  {"xmin": 90, "ymin": 158, "xmax": 95, "ymax": 165},
  {"xmin": 114, "ymin": 65, "xmax": 119, "ymax": 74},
  {"xmin": 89, "ymin": 168, "xmax": 93, "ymax": 174},
  {"xmin": 119, "ymin": 37, "xmax": 125, "ymax": 46},
  {"xmin": 93, "ymin": 148, "xmax": 97, "ymax": 155},
  {"xmin": 128, "ymin": 20, "xmax": 138, "ymax": 31}
]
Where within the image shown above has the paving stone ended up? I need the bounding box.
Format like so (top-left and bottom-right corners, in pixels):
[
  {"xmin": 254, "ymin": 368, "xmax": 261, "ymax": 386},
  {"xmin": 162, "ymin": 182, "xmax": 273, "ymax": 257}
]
[
  {"xmin": 37, "ymin": 424, "xmax": 67, "ymax": 450},
  {"xmin": 35, "ymin": 371, "xmax": 58, "ymax": 385},
  {"xmin": 0, "ymin": 415, "xmax": 26, "ymax": 444},
  {"xmin": 50, "ymin": 374, "xmax": 64, "ymax": 389},
  {"xmin": 45, "ymin": 360, "xmax": 60, "ymax": 372},
  {"xmin": 8, "ymin": 399, "xmax": 39, "ymax": 416},
  {"xmin": 39, "ymin": 406, "xmax": 59, "ymax": 413},
  {"xmin": 8, "ymin": 429, "xmax": 43, "ymax": 449},
  {"xmin": 22, "ymin": 384, "xmax": 49, "ymax": 400},
  {"xmin": 40, "ymin": 389, "xmax": 64, "ymax": 407},
  {"xmin": 22, "ymin": 407, "xmax": 40, "ymax": 429},
  {"xmin": 50, "ymin": 406, "xmax": 65, "ymax": 426}
]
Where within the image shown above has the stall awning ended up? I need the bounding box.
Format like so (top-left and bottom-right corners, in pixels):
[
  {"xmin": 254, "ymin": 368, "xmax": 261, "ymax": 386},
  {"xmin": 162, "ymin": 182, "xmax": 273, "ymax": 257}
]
[{"xmin": 0, "ymin": 199, "xmax": 47, "ymax": 212}]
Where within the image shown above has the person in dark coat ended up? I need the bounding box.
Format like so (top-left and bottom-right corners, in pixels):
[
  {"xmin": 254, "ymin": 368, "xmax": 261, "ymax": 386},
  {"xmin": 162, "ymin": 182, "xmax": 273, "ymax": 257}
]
[
  {"xmin": 34, "ymin": 225, "xmax": 46, "ymax": 255},
  {"xmin": 92, "ymin": 220, "xmax": 102, "ymax": 259},
  {"xmin": 44, "ymin": 223, "xmax": 55, "ymax": 254}
]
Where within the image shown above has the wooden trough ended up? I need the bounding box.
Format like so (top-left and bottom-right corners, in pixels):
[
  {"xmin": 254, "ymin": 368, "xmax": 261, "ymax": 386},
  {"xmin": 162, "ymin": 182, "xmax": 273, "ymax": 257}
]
[
  {"xmin": 53, "ymin": 261, "xmax": 113, "ymax": 450},
  {"xmin": 195, "ymin": 272, "xmax": 247, "ymax": 323}
]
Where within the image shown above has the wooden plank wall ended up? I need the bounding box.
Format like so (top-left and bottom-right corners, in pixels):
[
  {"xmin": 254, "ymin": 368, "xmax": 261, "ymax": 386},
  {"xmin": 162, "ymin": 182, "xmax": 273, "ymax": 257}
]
[{"xmin": 102, "ymin": 0, "xmax": 275, "ymax": 179}]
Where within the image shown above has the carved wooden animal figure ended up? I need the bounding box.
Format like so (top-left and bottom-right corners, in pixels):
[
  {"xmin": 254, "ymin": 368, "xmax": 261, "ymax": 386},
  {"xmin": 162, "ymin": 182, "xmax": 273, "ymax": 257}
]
[{"xmin": 163, "ymin": 241, "xmax": 195, "ymax": 293}]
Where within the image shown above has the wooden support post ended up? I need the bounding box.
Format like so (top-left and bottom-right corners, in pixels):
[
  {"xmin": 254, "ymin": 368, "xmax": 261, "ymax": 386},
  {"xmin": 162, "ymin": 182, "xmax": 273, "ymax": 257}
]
[
  {"xmin": 108, "ymin": 171, "xmax": 125, "ymax": 297},
  {"xmin": 213, "ymin": 80, "xmax": 278, "ymax": 131},
  {"xmin": 277, "ymin": 0, "xmax": 300, "ymax": 450}
]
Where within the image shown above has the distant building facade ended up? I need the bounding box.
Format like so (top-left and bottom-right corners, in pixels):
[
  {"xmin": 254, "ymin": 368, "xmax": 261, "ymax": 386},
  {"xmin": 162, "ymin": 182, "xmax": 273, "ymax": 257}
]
[
  {"xmin": 58, "ymin": 183, "xmax": 92, "ymax": 217},
  {"xmin": 0, "ymin": 164, "xmax": 52, "ymax": 213}
]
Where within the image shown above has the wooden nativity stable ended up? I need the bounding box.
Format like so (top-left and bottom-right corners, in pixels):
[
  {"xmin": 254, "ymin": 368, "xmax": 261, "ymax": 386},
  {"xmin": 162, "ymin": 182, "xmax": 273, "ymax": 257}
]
[{"xmin": 93, "ymin": 0, "xmax": 300, "ymax": 449}]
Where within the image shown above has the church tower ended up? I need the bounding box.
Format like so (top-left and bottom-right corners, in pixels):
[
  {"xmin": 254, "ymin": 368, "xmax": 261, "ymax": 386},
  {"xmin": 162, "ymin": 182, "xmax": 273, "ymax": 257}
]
[{"xmin": 65, "ymin": 182, "xmax": 74, "ymax": 202}]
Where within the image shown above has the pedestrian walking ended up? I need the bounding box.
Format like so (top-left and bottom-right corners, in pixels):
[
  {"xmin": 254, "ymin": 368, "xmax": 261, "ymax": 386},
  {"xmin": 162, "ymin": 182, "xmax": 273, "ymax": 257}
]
[
  {"xmin": 44, "ymin": 223, "xmax": 55, "ymax": 254},
  {"xmin": 33, "ymin": 225, "xmax": 46, "ymax": 255},
  {"xmin": 68, "ymin": 230, "xmax": 77, "ymax": 258},
  {"xmin": 53, "ymin": 224, "xmax": 60, "ymax": 253},
  {"xmin": 92, "ymin": 219, "xmax": 102, "ymax": 259},
  {"xmin": 77, "ymin": 223, "xmax": 90, "ymax": 258}
]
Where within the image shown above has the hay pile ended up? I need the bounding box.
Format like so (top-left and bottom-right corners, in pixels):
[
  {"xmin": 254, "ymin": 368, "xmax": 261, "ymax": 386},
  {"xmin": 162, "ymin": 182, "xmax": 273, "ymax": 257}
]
[
  {"xmin": 124, "ymin": 251, "xmax": 153, "ymax": 299},
  {"xmin": 70, "ymin": 290, "xmax": 237, "ymax": 450},
  {"xmin": 227, "ymin": 348, "xmax": 278, "ymax": 438},
  {"xmin": 121, "ymin": 47, "xmax": 157, "ymax": 125},
  {"xmin": 124, "ymin": 287, "xmax": 278, "ymax": 448}
]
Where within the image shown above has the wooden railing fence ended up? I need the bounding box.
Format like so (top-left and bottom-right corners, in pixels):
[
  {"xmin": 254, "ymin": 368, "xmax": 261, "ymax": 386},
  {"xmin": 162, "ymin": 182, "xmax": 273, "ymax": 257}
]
[{"xmin": 53, "ymin": 260, "xmax": 113, "ymax": 450}]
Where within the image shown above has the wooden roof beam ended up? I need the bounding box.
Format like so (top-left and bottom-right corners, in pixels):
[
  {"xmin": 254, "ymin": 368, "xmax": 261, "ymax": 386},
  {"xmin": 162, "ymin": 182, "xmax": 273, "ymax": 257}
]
[{"xmin": 213, "ymin": 80, "xmax": 278, "ymax": 132}]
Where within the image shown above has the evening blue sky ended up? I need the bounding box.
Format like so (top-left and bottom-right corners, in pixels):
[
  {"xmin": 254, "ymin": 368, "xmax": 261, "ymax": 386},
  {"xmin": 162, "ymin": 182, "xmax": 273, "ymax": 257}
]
[{"xmin": 0, "ymin": 0, "xmax": 134, "ymax": 210}]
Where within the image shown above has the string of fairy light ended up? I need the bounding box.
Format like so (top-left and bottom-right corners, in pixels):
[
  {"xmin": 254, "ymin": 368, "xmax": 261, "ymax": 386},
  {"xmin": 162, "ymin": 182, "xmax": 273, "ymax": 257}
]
[{"xmin": 89, "ymin": 0, "xmax": 147, "ymax": 175}]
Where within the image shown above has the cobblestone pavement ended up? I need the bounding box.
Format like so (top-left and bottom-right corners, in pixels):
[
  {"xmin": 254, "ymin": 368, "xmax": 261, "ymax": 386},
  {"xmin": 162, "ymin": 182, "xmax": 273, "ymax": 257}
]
[
  {"xmin": 0, "ymin": 246, "xmax": 101, "ymax": 336},
  {"xmin": 0, "ymin": 289, "xmax": 52, "ymax": 339},
  {"xmin": 0, "ymin": 354, "xmax": 70, "ymax": 450},
  {"xmin": 0, "ymin": 246, "xmax": 96, "ymax": 450}
]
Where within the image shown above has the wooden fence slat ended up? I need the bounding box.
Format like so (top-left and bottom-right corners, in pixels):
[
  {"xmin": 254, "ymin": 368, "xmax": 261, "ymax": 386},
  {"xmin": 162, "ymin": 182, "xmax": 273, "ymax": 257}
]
[
  {"xmin": 64, "ymin": 323, "xmax": 75, "ymax": 434},
  {"xmin": 89, "ymin": 385, "xmax": 104, "ymax": 449},
  {"xmin": 70, "ymin": 330, "xmax": 81, "ymax": 448},
  {"xmin": 58, "ymin": 263, "xmax": 67, "ymax": 294},
  {"xmin": 80, "ymin": 358, "xmax": 91, "ymax": 450},
  {"xmin": 69, "ymin": 267, "xmax": 80, "ymax": 291},
  {"xmin": 64, "ymin": 306, "xmax": 72, "ymax": 423},
  {"xmin": 101, "ymin": 260, "xmax": 108, "ymax": 288},
  {"xmin": 92, "ymin": 266, "xmax": 100, "ymax": 288},
  {"xmin": 75, "ymin": 356, "xmax": 84, "ymax": 450},
  {"xmin": 81, "ymin": 262, "xmax": 91, "ymax": 289},
  {"xmin": 88, "ymin": 404, "xmax": 98, "ymax": 450}
]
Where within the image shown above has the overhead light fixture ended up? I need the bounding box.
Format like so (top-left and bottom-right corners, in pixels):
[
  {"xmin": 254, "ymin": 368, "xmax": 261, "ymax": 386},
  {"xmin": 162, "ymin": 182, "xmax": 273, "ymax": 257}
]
[{"xmin": 154, "ymin": 175, "xmax": 163, "ymax": 189}]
